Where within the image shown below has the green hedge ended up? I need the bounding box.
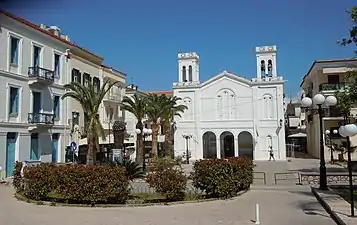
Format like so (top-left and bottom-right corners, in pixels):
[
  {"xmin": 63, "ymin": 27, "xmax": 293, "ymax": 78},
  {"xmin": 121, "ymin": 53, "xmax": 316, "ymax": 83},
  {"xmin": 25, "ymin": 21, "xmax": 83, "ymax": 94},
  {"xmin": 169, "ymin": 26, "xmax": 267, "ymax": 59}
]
[
  {"xmin": 190, "ymin": 157, "xmax": 253, "ymax": 198},
  {"xmin": 147, "ymin": 158, "xmax": 188, "ymax": 201},
  {"xmin": 13, "ymin": 161, "xmax": 23, "ymax": 192},
  {"xmin": 19, "ymin": 163, "xmax": 130, "ymax": 204}
]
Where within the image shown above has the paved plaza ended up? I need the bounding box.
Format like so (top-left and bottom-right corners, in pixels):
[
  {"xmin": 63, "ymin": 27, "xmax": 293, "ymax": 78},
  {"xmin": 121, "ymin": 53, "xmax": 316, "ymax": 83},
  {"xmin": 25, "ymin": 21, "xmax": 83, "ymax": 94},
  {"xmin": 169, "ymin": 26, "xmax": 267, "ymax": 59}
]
[{"xmin": 0, "ymin": 185, "xmax": 336, "ymax": 225}]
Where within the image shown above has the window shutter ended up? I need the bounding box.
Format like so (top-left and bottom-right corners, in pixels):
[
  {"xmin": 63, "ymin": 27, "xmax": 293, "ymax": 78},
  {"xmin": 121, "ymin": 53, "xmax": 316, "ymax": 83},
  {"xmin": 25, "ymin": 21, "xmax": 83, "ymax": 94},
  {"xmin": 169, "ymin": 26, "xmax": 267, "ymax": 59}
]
[
  {"xmin": 14, "ymin": 89, "xmax": 19, "ymax": 113},
  {"xmin": 71, "ymin": 69, "xmax": 75, "ymax": 82},
  {"xmin": 78, "ymin": 72, "xmax": 82, "ymax": 84},
  {"xmin": 56, "ymin": 97, "xmax": 60, "ymax": 118}
]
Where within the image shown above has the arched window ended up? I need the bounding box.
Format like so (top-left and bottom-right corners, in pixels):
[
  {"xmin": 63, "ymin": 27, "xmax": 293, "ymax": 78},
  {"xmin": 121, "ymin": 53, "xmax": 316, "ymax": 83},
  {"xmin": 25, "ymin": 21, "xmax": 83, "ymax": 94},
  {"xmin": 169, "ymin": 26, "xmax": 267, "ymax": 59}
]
[
  {"xmin": 182, "ymin": 66, "xmax": 187, "ymax": 82},
  {"xmin": 188, "ymin": 65, "xmax": 193, "ymax": 81},
  {"xmin": 262, "ymin": 94, "xmax": 274, "ymax": 119},
  {"xmin": 268, "ymin": 60, "xmax": 273, "ymax": 76},
  {"xmin": 266, "ymin": 135, "xmax": 273, "ymax": 151},
  {"xmin": 183, "ymin": 97, "xmax": 193, "ymax": 120},
  {"xmin": 217, "ymin": 89, "xmax": 235, "ymax": 120},
  {"xmin": 202, "ymin": 131, "xmax": 217, "ymax": 158},
  {"xmin": 260, "ymin": 60, "xmax": 266, "ymax": 77}
]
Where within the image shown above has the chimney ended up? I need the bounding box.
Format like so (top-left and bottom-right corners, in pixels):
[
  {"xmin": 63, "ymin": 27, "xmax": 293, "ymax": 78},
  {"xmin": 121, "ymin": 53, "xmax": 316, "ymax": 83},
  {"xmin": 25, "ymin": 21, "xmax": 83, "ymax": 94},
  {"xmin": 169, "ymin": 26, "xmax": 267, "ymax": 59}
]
[
  {"xmin": 39, "ymin": 23, "xmax": 47, "ymax": 29},
  {"xmin": 49, "ymin": 26, "xmax": 61, "ymax": 36}
]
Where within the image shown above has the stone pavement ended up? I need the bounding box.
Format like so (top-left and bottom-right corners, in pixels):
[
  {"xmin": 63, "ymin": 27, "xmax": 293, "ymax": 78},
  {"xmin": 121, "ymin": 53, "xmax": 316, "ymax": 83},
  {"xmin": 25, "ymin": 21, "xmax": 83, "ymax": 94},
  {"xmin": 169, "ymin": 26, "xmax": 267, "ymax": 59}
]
[
  {"xmin": 313, "ymin": 187, "xmax": 357, "ymax": 225},
  {"xmin": 0, "ymin": 185, "xmax": 336, "ymax": 225}
]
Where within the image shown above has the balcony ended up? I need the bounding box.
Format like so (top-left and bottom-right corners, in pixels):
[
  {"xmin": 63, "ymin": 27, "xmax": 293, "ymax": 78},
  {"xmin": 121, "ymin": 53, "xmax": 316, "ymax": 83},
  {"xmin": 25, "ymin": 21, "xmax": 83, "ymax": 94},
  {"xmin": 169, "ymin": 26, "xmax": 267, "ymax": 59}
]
[
  {"xmin": 28, "ymin": 113, "xmax": 55, "ymax": 125},
  {"xmin": 318, "ymin": 83, "xmax": 349, "ymax": 92},
  {"xmin": 323, "ymin": 108, "xmax": 343, "ymax": 118},
  {"xmin": 103, "ymin": 93, "xmax": 122, "ymax": 104},
  {"xmin": 28, "ymin": 67, "xmax": 54, "ymax": 86}
]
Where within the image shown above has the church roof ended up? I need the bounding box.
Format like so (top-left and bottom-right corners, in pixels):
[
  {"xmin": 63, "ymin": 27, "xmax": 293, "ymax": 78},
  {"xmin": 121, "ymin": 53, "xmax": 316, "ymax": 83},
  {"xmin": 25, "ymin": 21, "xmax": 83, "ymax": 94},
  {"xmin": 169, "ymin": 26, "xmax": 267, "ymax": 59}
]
[{"xmin": 200, "ymin": 70, "xmax": 252, "ymax": 88}]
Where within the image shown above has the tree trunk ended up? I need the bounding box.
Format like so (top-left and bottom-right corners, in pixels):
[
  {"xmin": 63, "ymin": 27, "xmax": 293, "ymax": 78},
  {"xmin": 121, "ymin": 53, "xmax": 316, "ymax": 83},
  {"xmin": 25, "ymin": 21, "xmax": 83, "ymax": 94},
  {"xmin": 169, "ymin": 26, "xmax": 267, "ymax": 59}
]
[
  {"xmin": 135, "ymin": 121, "xmax": 144, "ymax": 165},
  {"xmin": 151, "ymin": 122, "xmax": 159, "ymax": 160},
  {"xmin": 86, "ymin": 132, "xmax": 95, "ymax": 165},
  {"xmin": 163, "ymin": 120, "xmax": 172, "ymax": 157}
]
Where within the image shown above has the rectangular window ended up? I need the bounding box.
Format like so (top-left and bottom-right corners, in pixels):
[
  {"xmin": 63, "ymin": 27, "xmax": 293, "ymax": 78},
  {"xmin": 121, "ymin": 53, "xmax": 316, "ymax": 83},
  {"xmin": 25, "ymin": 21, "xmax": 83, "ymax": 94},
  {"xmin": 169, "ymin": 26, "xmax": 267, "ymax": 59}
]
[
  {"xmin": 93, "ymin": 77, "xmax": 100, "ymax": 93},
  {"xmin": 54, "ymin": 54, "xmax": 60, "ymax": 77},
  {"xmin": 9, "ymin": 87, "xmax": 19, "ymax": 115},
  {"xmin": 72, "ymin": 112, "xmax": 79, "ymax": 126},
  {"xmin": 10, "ymin": 37, "xmax": 19, "ymax": 66},
  {"xmin": 71, "ymin": 69, "xmax": 81, "ymax": 83},
  {"xmin": 53, "ymin": 96, "xmax": 60, "ymax": 120},
  {"xmin": 327, "ymin": 75, "xmax": 339, "ymax": 84},
  {"xmin": 83, "ymin": 73, "xmax": 91, "ymax": 87},
  {"xmin": 33, "ymin": 45, "xmax": 41, "ymax": 67}
]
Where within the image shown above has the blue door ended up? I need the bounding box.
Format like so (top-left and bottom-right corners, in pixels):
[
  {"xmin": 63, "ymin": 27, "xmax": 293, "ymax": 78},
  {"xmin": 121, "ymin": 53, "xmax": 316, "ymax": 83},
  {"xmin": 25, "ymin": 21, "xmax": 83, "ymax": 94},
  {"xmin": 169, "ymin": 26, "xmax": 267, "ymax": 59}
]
[
  {"xmin": 30, "ymin": 133, "xmax": 39, "ymax": 160},
  {"xmin": 52, "ymin": 133, "xmax": 59, "ymax": 162},
  {"xmin": 6, "ymin": 133, "xmax": 17, "ymax": 177}
]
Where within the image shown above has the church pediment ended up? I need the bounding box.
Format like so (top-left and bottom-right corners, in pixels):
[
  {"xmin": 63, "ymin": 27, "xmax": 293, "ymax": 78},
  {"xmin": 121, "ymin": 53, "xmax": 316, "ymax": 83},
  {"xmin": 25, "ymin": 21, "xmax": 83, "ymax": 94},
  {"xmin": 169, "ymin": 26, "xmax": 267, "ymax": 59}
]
[{"xmin": 200, "ymin": 70, "xmax": 252, "ymax": 89}]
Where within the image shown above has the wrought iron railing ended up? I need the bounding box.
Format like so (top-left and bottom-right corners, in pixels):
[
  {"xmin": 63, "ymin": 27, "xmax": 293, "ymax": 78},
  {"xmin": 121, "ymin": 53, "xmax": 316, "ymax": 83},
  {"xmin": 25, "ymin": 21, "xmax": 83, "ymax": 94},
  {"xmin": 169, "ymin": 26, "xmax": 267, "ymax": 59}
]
[
  {"xmin": 28, "ymin": 67, "xmax": 55, "ymax": 83},
  {"xmin": 318, "ymin": 82, "xmax": 349, "ymax": 91},
  {"xmin": 105, "ymin": 93, "xmax": 121, "ymax": 101},
  {"xmin": 28, "ymin": 113, "xmax": 55, "ymax": 125}
]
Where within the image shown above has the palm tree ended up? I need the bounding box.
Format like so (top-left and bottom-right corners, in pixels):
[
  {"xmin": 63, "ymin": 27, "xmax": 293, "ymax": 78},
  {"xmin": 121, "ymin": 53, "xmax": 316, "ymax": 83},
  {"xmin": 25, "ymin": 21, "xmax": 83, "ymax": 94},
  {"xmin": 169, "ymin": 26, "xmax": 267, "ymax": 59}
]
[
  {"xmin": 161, "ymin": 96, "xmax": 187, "ymax": 157},
  {"xmin": 146, "ymin": 94, "xmax": 167, "ymax": 160},
  {"xmin": 62, "ymin": 80, "xmax": 117, "ymax": 165},
  {"xmin": 122, "ymin": 94, "xmax": 147, "ymax": 165}
]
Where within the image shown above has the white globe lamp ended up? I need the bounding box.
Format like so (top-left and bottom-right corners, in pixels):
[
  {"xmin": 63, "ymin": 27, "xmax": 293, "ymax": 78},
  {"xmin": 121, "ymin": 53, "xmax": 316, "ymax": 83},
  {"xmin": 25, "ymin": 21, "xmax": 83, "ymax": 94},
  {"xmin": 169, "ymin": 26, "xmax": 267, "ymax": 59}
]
[
  {"xmin": 325, "ymin": 130, "xmax": 331, "ymax": 135},
  {"xmin": 135, "ymin": 128, "xmax": 141, "ymax": 134},
  {"xmin": 339, "ymin": 126, "xmax": 347, "ymax": 138},
  {"xmin": 333, "ymin": 129, "xmax": 338, "ymax": 134},
  {"xmin": 325, "ymin": 95, "xmax": 337, "ymax": 106},
  {"xmin": 344, "ymin": 124, "xmax": 357, "ymax": 137},
  {"xmin": 147, "ymin": 128, "xmax": 152, "ymax": 134},
  {"xmin": 143, "ymin": 128, "xmax": 148, "ymax": 134},
  {"xmin": 301, "ymin": 97, "xmax": 313, "ymax": 108},
  {"xmin": 313, "ymin": 94, "xmax": 325, "ymax": 105}
]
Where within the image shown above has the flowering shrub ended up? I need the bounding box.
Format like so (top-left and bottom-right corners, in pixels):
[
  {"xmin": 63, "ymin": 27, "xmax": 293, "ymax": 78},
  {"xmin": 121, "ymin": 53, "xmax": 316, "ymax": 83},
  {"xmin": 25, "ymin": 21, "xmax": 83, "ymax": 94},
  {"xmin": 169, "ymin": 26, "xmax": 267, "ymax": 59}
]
[
  {"xmin": 146, "ymin": 158, "xmax": 188, "ymax": 201},
  {"xmin": 22, "ymin": 163, "xmax": 130, "ymax": 204},
  {"xmin": 190, "ymin": 157, "xmax": 253, "ymax": 198},
  {"xmin": 13, "ymin": 161, "xmax": 23, "ymax": 192}
]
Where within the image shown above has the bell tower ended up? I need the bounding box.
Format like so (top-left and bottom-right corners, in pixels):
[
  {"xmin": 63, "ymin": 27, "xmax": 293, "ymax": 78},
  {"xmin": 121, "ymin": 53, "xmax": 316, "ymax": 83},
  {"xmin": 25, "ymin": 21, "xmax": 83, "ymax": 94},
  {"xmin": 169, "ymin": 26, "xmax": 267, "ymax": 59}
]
[
  {"xmin": 177, "ymin": 52, "xmax": 200, "ymax": 83},
  {"xmin": 255, "ymin": 45, "xmax": 277, "ymax": 79}
]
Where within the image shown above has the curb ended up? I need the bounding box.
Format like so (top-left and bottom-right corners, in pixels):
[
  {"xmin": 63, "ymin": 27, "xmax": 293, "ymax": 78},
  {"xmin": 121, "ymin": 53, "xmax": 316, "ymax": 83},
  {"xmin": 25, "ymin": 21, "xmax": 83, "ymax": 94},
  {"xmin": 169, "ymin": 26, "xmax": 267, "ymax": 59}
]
[
  {"xmin": 14, "ymin": 189, "xmax": 249, "ymax": 208},
  {"xmin": 311, "ymin": 186, "xmax": 347, "ymax": 225}
]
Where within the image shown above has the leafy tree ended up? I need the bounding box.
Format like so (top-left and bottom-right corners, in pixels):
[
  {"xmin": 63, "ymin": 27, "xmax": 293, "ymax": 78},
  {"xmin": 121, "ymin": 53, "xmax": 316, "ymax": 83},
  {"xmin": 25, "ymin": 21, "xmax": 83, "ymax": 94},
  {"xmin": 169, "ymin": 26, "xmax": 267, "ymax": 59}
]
[
  {"xmin": 161, "ymin": 96, "xmax": 187, "ymax": 157},
  {"xmin": 121, "ymin": 94, "xmax": 147, "ymax": 165},
  {"xmin": 339, "ymin": 6, "xmax": 357, "ymax": 53},
  {"xmin": 334, "ymin": 90, "xmax": 353, "ymax": 121},
  {"xmin": 62, "ymin": 80, "xmax": 117, "ymax": 165},
  {"xmin": 146, "ymin": 94, "xmax": 167, "ymax": 159}
]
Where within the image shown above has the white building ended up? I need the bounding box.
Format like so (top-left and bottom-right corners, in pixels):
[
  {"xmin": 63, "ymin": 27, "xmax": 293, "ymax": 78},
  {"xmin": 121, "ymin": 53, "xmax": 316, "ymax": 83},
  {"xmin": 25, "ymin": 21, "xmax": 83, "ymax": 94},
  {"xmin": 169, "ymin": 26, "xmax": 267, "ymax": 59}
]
[
  {"xmin": 0, "ymin": 11, "xmax": 72, "ymax": 178},
  {"xmin": 173, "ymin": 46, "xmax": 286, "ymax": 161}
]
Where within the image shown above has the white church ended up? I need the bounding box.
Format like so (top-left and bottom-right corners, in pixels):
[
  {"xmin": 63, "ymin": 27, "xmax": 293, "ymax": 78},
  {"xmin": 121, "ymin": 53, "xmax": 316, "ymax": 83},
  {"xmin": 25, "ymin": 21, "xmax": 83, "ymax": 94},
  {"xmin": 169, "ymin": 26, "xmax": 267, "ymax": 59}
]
[{"xmin": 173, "ymin": 45, "xmax": 286, "ymax": 161}]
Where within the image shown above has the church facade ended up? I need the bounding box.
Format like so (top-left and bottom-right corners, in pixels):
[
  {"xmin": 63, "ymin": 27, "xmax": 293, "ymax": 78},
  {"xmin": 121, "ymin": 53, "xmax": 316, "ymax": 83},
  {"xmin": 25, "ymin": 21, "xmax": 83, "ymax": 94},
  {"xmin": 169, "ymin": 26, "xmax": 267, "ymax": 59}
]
[{"xmin": 173, "ymin": 46, "xmax": 286, "ymax": 161}]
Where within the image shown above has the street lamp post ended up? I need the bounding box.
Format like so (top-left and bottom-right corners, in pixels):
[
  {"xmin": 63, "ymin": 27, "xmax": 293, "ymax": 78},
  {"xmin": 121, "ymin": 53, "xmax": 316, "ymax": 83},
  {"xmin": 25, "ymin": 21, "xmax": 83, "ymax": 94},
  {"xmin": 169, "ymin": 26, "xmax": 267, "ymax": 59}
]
[
  {"xmin": 325, "ymin": 129, "xmax": 338, "ymax": 164},
  {"xmin": 339, "ymin": 124, "xmax": 357, "ymax": 217},
  {"xmin": 182, "ymin": 134, "xmax": 192, "ymax": 164},
  {"xmin": 135, "ymin": 128, "xmax": 152, "ymax": 172},
  {"xmin": 301, "ymin": 94, "xmax": 337, "ymax": 190}
]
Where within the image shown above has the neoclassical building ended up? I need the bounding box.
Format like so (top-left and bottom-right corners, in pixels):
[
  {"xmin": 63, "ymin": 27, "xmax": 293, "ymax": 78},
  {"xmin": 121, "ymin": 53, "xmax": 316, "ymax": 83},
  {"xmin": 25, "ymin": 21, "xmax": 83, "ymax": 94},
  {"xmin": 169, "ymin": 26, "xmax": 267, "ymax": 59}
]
[{"xmin": 173, "ymin": 46, "xmax": 286, "ymax": 161}]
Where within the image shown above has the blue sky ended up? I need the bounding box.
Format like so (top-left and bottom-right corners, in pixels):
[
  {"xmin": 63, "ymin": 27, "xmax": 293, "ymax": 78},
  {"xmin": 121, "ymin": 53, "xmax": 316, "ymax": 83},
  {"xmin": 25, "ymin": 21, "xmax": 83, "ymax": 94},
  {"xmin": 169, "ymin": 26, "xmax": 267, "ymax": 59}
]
[{"xmin": 2, "ymin": 0, "xmax": 357, "ymax": 98}]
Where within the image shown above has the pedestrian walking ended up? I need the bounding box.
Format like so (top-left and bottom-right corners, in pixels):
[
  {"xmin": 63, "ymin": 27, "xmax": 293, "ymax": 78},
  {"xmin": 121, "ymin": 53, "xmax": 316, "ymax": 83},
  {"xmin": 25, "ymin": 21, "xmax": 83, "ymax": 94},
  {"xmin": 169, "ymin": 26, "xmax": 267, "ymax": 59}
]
[{"xmin": 269, "ymin": 146, "xmax": 275, "ymax": 161}]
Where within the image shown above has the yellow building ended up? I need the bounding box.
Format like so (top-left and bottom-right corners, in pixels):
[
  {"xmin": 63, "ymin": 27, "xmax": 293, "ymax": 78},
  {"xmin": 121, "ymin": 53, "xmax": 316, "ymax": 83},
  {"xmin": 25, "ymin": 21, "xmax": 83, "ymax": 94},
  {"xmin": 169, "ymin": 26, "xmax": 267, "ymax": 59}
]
[{"xmin": 301, "ymin": 58, "xmax": 357, "ymax": 160}]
